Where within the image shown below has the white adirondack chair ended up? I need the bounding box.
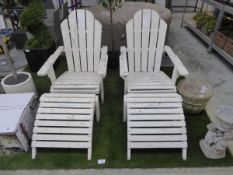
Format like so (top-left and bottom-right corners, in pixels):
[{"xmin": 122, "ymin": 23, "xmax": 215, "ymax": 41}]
[
  {"xmin": 37, "ymin": 9, "xmax": 108, "ymax": 103},
  {"xmin": 120, "ymin": 9, "xmax": 189, "ymax": 160},
  {"xmin": 120, "ymin": 9, "xmax": 188, "ymax": 94}
]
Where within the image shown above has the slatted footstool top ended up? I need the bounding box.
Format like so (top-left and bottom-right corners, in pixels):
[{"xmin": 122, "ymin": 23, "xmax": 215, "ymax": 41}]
[
  {"xmin": 127, "ymin": 72, "xmax": 177, "ymax": 93},
  {"xmin": 31, "ymin": 93, "xmax": 100, "ymax": 160},
  {"xmin": 124, "ymin": 93, "xmax": 187, "ymax": 160}
]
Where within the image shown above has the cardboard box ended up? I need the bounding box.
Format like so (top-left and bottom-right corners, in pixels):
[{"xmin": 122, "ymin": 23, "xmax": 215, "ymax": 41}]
[{"xmin": 0, "ymin": 93, "xmax": 37, "ymax": 151}]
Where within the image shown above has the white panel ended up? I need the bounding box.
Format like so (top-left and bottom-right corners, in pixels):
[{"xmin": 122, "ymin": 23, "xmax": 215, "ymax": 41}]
[
  {"xmin": 134, "ymin": 10, "xmax": 142, "ymax": 72},
  {"xmin": 33, "ymin": 134, "xmax": 91, "ymax": 141},
  {"xmin": 36, "ymin": 114, "xmax": 92, "ymax": 120},
  {"xmin": 94, "ymin": 20, "xmax": 102, "ymax": 72},
  {"xmin": 141, "ymin": 9, "xmax": 151, "ymax": 72},
  {"xmin": 86, "ymin": 10, "xmax": 94, "ymax": 71},
  {"xmin": 148, "ymin": 11, "xmax": 160, "ymax": 72},
  {"xmin": 68, "ymin": 10, "xmax": 81, "ymax": 71},
  {"xmin": 154, "ymin": 20, "xmax": 167, "ymax": 71},
  {"xmin": 33, "ymin": 127, "xmax": 91, "ymax": 134},
  {"xmin": 61, "ymin": 19, "xmax": 75, "ymax": 72},
  {"xmin": 32, "ymin": 141, "xmax": 91, "ymax": 148},
  {"xmin": 126, "ymin": 20, "xmax": 134, "ymax": 72},
  {"xmin": 128, "ymin": 142, "xmax": 187, "ymax": 149},
  {"xmin": 77, "ymin": 10, "xmax": 87, "ymax": 71}
]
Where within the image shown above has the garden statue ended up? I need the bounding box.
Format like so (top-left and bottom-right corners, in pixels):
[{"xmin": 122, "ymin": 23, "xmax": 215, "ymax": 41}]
[{"xmin": 200, "ymin": 106, "xmax": 233, "ymax": 159}]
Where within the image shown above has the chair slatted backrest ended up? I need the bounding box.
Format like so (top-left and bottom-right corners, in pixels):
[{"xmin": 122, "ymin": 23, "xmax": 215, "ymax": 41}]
[
  {"xmin": 126, "ymin": 9, "xmax": 167, "ymax": 72},
  {"xmin": 61, "ymin": 9, "xmax": 102, "ymax": 72}
]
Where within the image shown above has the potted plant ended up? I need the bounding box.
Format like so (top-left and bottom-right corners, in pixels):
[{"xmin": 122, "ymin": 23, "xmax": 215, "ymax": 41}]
[
  {"xmin": 194, "ymin": 12, "xmax": 207, "ymax": 29},
  {"xmin": 204, "ymin": 16, "xmax": 216, "ymax": 36},
  {"xmin": 0, "ymin": 38, "xmax": 37, "ymax": 94},
  {"xmin": 100, "ymin": 0, "xmax": 124, "ymax": 69},
  {"xmin": 19, "ymin": 0, "xmax": 56, "ymax": 72}
]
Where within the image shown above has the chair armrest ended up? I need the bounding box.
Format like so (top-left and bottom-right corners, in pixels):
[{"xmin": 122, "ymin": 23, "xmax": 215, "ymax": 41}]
[
  {"xmin": 120, "ymin": 46, "xmax": 129, "ymax": 79},
  {"xmin": 98, "ymin": 46, "xmax": 108, "ymax": 78},
  {"xmin": 37, "ymin": 46, "xmax": 64, "ymax": 76},
  {"xmin": 164, "ymin": 45, "xmax": 189, "ymax": 77}
]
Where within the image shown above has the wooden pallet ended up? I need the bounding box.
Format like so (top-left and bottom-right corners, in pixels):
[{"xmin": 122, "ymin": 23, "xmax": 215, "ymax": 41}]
[
  {"xmin": 31, "ymin": 93, "xmax": 100, "ymax": 160},
  {"xmin": 124, "ymin": 93, "xmax": 187, "ymax": 160}
]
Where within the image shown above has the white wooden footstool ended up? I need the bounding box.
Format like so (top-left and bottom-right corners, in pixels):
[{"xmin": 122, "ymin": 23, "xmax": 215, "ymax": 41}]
[
  {"xmin": 124, "ymin": 93, "xmax": 187, "ymax": 160},
  {"xmin": 31, "ymin": 93, "xmax": 100, "ymax": 160}
]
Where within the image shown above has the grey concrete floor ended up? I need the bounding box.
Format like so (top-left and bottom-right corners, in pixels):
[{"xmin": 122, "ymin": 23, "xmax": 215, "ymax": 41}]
[
  {"xmin": 168, "ymin": 13, "xmax": 233, "ymax": 153},
  {"xmin": 1, "ymin": 167, "xmax": 233, "ymax": 175}
]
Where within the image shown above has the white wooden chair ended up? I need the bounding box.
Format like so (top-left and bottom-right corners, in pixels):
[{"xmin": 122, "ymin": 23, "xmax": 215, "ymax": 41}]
[
  {"xmin": 37, "ymin": 9, "xmax": 108, "ymax": 103},
  {"xmin": 120, "ymin": 9, "xmax": 188, "ymax": 94},
  {"xmin": 120, "ymin": 9, "xmax": 189, "ymax": 160}
]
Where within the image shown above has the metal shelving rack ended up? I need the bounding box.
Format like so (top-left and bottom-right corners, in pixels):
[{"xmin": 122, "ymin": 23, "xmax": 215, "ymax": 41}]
[{"xmin": 181, "ymin": 0, "xmax": 233, "ymax": 65}]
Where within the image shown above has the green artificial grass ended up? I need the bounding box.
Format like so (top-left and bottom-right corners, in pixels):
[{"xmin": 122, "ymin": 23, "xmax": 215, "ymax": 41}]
[{"xmin": 0, "ymin": 57, "xmax": 233, "ymax": 169}]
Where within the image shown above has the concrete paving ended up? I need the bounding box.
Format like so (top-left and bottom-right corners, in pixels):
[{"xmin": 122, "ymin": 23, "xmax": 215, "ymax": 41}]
[
  {"xmin": 167, "ymin": 13, "xmax": 233, "ymax": 154},
  {"xmin": 1, "ymin": 167, "xmax": 233, "ymax": 175}
]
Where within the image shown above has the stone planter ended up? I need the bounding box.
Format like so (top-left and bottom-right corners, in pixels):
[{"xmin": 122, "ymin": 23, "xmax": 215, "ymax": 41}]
[
  {"xmin": 1, "ymin": 72, "xmax": 37, "ymax": 95},
  {"xmin": 177, "ymin": 78, "xmax": 214, "ymax": 114}
]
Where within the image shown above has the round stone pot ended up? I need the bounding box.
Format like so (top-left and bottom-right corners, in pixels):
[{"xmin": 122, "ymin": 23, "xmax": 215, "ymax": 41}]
[
  {"xmin": 1, "ymin": 72, "xmax": 37, "ymax": 94},
  {"xmin": 177, "ymin": 79, "xmax": 214, "ymax": 114}
]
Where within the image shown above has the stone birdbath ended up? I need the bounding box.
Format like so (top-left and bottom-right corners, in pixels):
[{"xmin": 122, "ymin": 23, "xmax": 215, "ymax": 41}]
[{"xmin": 200, "ymin": 106, "xmax": 233, "ymax": 159}]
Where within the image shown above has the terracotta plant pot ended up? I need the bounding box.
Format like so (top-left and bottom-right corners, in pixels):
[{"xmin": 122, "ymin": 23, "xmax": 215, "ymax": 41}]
[
  {"xmin": 224, "ymin": 37, "xmax": 233, "ymax": 57},
  {"xmin": 214, "ymin": 32, "xmax": 227, "ymax": 49}
]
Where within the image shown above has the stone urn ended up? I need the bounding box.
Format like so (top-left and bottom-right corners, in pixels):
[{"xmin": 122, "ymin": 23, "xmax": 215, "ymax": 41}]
[{"xmin": 177, "ymin": 78, "xmax": 214, "ymax": 114}]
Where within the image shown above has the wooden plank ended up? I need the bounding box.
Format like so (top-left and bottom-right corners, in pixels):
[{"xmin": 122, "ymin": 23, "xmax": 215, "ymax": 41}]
[
  {"xmin": 33, "ymin": 127, "xmax": 91, "ymax": 134},
  {"xmin": 126, "ymin": 20, "xmax": 134, "ymax": 72},
  {"xmin": 53, "ymin": 81, "xmax": 100, "ymax": 85},
  {"xmin": 37, "ymin": 108, "xmax": 93, "ymax": 114},
  {"xmin": 61, "ymin": 19, "xmax": 74, "ymax": 72},
  {"xmin": 141, "ymin": 9, "xmax": 151, "ymax": 72},
  {"xmin": 40, "ymin": 102, "xmax": 93, "ymax": 108},
  {"xmin": 134, "ymin": 10, "xmax": 142, "ymax": 72},
  {"xmin": 128, "ymin": 128, "xmax": 186, "ymax": 134},
  {"xmin": 148, "ymin": 10, "xmax": 160, "ymax": 72},
  {"xmin": 41, "ymin": 93, "xmax": 96, "ymax": 98},
  {"xmin": 77, "ymin": 10, "xmax": 87, "ymax": 71},
  {"xmin": 34, "ymin": 120, "xmax": 92, "ymax": 127},
  {"xmin": 126, "ymin": 98, "xmax": 182, "ymax": 103},
  {"xmin": 50, "ymin": 84, "xmax": 99, "ymax": 89},
  {"xmin": 128, "ymin": 85, "xmax": 176, "ymax": 90},
  {"xmin": 128, "ymin": 108, "xmax": 183, "ymax": 114},
  {"xmin": 154, "ymin": 19, "xmax": 167, "ymax": 71},
  {"xmin": 33, "ymin": 134, "xmax": 91, "ymax": 141},
  {"xmin": 50, "ymin": 89, "xmax": 99, "ymax": 94},
  {"xmin": 129, "ymin": 135, "xmax": 187, "ymax": 142},
  {"xmin": 128, "ymin": 114, "xmax": 184, "ymax": 120},
  {"xmin": 94, "ymin": 20, "xmax": 102, "ymax": 72},
  {"xmin": 68, "ymin": 10, "xmax": 81, "ymax": 71},
  {"xmin": 36, "ymin": 114, "xmax": 92, "ymax": 120},
  {"xmin": 128, "ymin": 102, "xmax": 182, "ymax": 108},
  {"xmin": 126, "ymin": 93, "xmax": 180, "ymax": 98},
  {"xmin": 128, "ymin": 142, "xmax": 187, "ymax": 149},
  {"xmin": 86, "ymin": 10, "xmax": 94, "ymax": 71},
  {"xmin": 32, "ymin": 141, "xmax": 91, "ymax": 148},
  {"xmin": 128, "ymin": 121, "xmax": 186, "ymax": 127},
  {"xmin": 40, "ymin": 97, "xmax": 95, "ymax": 103},
  {"xmin": 128, "ymin": 89, "xmax": 177, "ymax": 93}
]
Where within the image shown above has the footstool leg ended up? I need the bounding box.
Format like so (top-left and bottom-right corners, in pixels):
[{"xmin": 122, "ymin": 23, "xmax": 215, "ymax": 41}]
[
  {"xmin": 95, "ymin": 96, "xmax": 100, "ymax": 122},
  {"xmin": 88, "ymin": 148, "xmax": 92, "ymax": 160},
  {"xmin": 100, "ymin": 80, "xmax": 104, "ymax": 104},
  {"xmin": 127, "ymin": 148, "xmax": 131, "ymax": 160},
  {"xmin": 182, "ymin": 148, "xmax": 187, "ymax": 160},
  {"xmin": 32, "ymin": 147, "xmax": 37, "ymax": 159}
]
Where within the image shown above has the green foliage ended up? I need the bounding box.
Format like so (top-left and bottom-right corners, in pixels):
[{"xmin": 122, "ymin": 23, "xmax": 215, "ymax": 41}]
[
  {"xmin": 100, "ymin": 0, "xmax": 125, "ymax": 11},
  {"xmin": 193, "ymin": 12, "xmax": 209, "ymax": 28},
  {"xmin": 19, "ymin": 0, "xmax": 53, "ymax": 49},
  {"xmin": 24, "ymin": 24, "xmax": 53, "ymax": 49},
  {"xmin": 205, "ymin": 16, "xmax": 216, "ymax": 33}
]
